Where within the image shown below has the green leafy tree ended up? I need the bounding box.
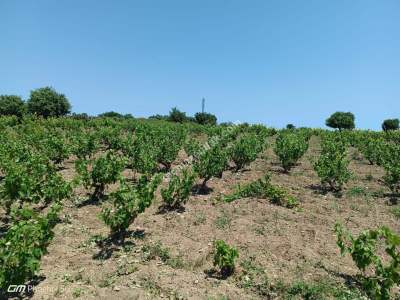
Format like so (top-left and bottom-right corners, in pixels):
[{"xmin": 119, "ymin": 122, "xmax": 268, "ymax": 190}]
[
  {"xmin": 274, "ymin": 132, "xmax": 308, "ymax": 172},
  {"xmin": 148, "ymin": 114, "xmax": 168, "ymax": 121},
  {"xmin": 27, "ymin": 87, "xmax": 71, "ymax": 117},
  {"xmin": 194, "ymin": 112, "xmax": 217, "ymax": 125},
  {"xmin": 213, "ymin": 240, "xmax": 239, "ymax": 277},
  {"xmin": 161, "ymin": 168, "xmax": 196, "ymax": 209},
  {"xmin": 70, "ymin": 112, "xmax": 90, "ymax": 120},
  {"xmin": 382, "ymin": 119, "xmax": 399, "ymax": 132},
  {"xmin": 168, "ymin": 107, "xmax": 187, "ymax": 123},
  {"xmin": 98, "ymin": 111, "xmax": 123, "ymax": 118},
  {"xmin": 326, "ymin": 112, "xmax": 355, "ymax": 131},
  {"xmin": 0, "ymin": 95, "xmax": 25, "ymax": 117}
]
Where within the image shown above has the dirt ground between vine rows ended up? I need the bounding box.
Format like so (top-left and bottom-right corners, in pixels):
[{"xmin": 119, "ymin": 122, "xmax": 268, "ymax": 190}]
[{"xmin": 7, "ymin": 136, "xmax": 400, "ymax": 299}]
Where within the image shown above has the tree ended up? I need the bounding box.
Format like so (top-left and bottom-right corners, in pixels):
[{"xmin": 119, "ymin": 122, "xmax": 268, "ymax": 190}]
[
  {"xmin": 70, "ymin": 113, "xmax": 91, "ymax": 120},
  {"xmin": 98, "ymin": 111, "xmax": 123, "ymax": 118},
  {"xmin": 325, "ymin": 112, "xmax": 355, "ymax": 131},
  {"xmin": 382, "ymin": 118, "xmax": 399, "ymax": 131},
  {"xmin": 168, "ymin": 107, "xmax": 187, "ymax": 123},
  {"xmin": 123, "ymin": 113, "xmax": 134, "ymax": 119},
  {"xmin": 0, "ymin": 95, "xmax": 25, "ymax": 117},
  {"xmin": 148, "ymin": 114, "xmax": 168, "ymax": 121},
  {"xmin": 194, "ymin": 112, "xmax": 217, "ymax": 125},
  {"xmin": 286, "ymin": 124, "xmax": 295, "ymax": 130},
  {"xmin": 27, "ymin": 87, "xmax": 71, "ymax": 117}
]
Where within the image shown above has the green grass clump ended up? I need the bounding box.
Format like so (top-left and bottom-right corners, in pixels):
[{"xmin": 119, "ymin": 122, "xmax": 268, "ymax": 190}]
[{"xmin": 223, "ymin": 174, "xmax": 299, "ymax": 208}]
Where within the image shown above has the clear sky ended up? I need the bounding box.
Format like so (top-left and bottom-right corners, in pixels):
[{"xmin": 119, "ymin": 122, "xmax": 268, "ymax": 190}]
[{"xmin": 1, "ymin": 0, "xmax": 399, "ymax": 129}]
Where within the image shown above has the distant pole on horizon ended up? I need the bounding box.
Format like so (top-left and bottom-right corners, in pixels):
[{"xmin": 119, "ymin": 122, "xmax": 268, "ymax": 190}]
[{"xmin": 202, "ymin": 98, "xmax": 205, "ymax": 113}]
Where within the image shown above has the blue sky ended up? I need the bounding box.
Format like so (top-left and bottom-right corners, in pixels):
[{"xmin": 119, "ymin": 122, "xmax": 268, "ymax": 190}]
[{"xmin": 1, "ymin": 0, "xmax": 399, "ymax": 129}]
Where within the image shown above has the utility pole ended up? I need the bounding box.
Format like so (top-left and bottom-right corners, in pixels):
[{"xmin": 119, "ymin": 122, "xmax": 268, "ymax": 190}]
[{"xmin": 202, "ymin": 98, "xmax": 205, "ymax": 113}]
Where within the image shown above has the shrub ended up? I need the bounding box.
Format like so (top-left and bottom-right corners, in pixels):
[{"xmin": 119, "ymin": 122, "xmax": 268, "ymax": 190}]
[
  {"xmin": 382, "ymin": 119, "xmax": 399, "ymax": 131},
  {"xmin": 0, "ymin": 95, "xmax": 25, "ymax": 117},
  {"xmin": 168, "ymin": 107, "xmax": 187, "ymax": 123},
  {"xmin": 130, "ymin": 142, "xmax": 159, "ymax": 175},
  {"xmin": 0, "ymin": 204, "xmax": 61, "ymax": 290},
  {"xmin": 358, "ymin": 136, "xmax": 386, "ymax": 165},
  {"xmin": 0, "ymin": 158, "xmax": 45, "ymax": 214},
  {"xmin": 213, "ymin": 240, "xmax": 239, "ymax": 277},
  {"xmin": 193, "ymin": 142, "xmax": 229, "ymax": 190},
  {"xmin": 229, "ymin": 133, "xmax": 264, "ymax": 171},
  {"xmin": 384, "ymin": 130, "xmax": 400, "ymax": 145},
  {"xmin": 40, "ymin": 170, "xmax": 72, "ymax": 206},
  {"xmin": 98, "ymin": 127, "xmax": 125, "ymax": 151},
  {"xmin": 71, "ymin": 131, "xmax": 98, "ymax": 160},
  {"xmin": 75, "ymin": 151, "xmax": 126, "ymax": 199},
  {"xmin": 382, "ymin": 144, "xmax": 400, "ymax": 195},
  {"xmin": 27, "ymin": 87, "xmax": 71, "ymax": 117},
  {"xmin": 0, "ymin": 153, "xmax": 71, "ymax": 214},
  {"xmin": 122, "ymin": 128, "xmax": 159, "ymax": 175},
  {"xmin": 194, "ymin": 112, "xmax": 217, "ymax": 126},
  {"xmin": 41, "ymin": 131, "xmax": 70, "ymax": 165},
  {"xmin": 313, "ymin": 137, "xmax": 351, "ymax": 192},
  {"xmin": 326, "ymin": 112, "xmax": 355, "ymax": 131},
  {"xmin": 155, "ymin": 127, "xmax": 186, "ymax": 171},
  {"xmin": 184, "ymin": 138, "xmax": 203, "ymax": 159},
  {"xmin": 335, "ymin": 223, "xmax": 400, "ymax": 299},
  {"xmin": 100, "ymin": 174, "xmax": 161, "ymax": 237},
  {"xmin": 383, "ymin": 163, "xmax": 400, "ymax": 195},
  {"xmin": 274, "ymin": 132, "xmax": 308, "ymax": 172},
  {"xmin": 161, "ymin": 168, "xmax": 196, "ymax": 209}
]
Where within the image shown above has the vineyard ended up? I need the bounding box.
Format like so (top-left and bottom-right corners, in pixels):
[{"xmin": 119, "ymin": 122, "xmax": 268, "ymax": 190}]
[{"xmin": 0, "ymin": 115, "xmax": 399, "ymax": 299}]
